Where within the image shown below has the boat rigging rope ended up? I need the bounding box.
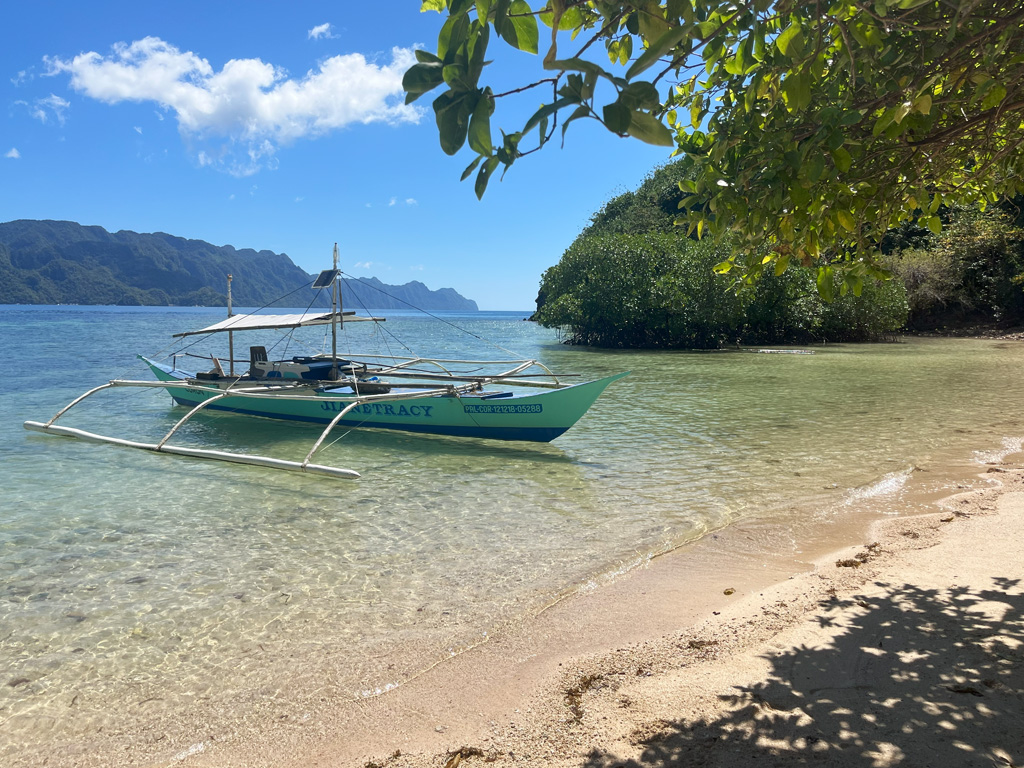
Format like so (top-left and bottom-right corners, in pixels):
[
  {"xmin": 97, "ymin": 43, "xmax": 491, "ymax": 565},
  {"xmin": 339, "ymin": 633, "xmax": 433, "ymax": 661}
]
[
  {"xmin": 336, "ymin": 276, "xmax": 417, "ymax": 362},
  {"xmin": 338, "ymin": 271, "xmax": 524, "ymax": 359},
  {"xmin": 140, "ymin": 278, "xmax": 330, "ymax": 372}
]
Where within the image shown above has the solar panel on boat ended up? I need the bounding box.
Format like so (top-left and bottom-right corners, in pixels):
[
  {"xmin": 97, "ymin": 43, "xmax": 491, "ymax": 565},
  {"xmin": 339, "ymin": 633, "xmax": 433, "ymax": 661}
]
[{"xmin": 312, "ymin": 269, "xmax": 340, "ymax": 288}]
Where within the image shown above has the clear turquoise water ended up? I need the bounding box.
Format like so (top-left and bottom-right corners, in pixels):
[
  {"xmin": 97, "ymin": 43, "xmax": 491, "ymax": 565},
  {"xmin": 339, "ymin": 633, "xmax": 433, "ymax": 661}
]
[{"xmin": 2, "ymin": 306, "xmax": 1023, "ymax": 761}]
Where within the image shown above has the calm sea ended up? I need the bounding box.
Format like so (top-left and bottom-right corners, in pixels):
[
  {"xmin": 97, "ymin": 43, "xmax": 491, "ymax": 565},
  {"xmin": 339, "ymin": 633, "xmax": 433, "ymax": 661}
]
[{"xmin": 2, "ymin": 305, "xmax": 1023, "ymax": 764}]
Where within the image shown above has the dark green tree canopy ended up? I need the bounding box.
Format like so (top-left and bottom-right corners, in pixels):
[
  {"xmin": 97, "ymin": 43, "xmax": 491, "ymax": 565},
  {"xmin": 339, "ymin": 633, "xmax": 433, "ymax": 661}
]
[
  {"xmin": 406, "ymin": 1, "xmax": 1024, "ymax": 293},
  {"xmin": 534, "ymin": 160, "xmax": 909, "ymax": 348}
]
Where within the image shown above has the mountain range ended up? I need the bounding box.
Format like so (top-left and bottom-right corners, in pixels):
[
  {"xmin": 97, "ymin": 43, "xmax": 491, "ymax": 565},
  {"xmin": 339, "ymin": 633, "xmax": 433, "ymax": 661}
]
[{"xmin": 0, "ymin": 220, "xmax": 478, "ymax": 311}]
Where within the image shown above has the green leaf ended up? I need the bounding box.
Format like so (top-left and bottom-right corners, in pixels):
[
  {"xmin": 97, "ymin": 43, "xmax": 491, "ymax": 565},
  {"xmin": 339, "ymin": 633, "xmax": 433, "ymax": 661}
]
[
  {"xmin": 618, "ymin": 35, "xmax": 633, "ymax": 66},
  {"xmin": 621, "ymin": 81, "xmax": 660, "ymax": 110},
  {"xmin": 544, "ymin": 57, "xmax": 611, "ymax": 79},
  {"xmin": 524, "ymin": 96, "xmax": 574, "ymax": 134},
  {"xmin": 493, "ymin": 0, "xmax": 511, "ymax": 36},
  {"xmin": 539, "ymin": 5, "xmax": 583, "ymax": 30},
  {"xmin": 603, "ymin": 101, "xmax": 632, "ymax": 133},
  {"xmin": 403, "ymin": 61, "xmax": 445, "ymax": 103},
  {"xmin": 433, "ymin": 90, "xmax": 473, "ymax": 155},
  {"xmin": 712, "ymin": 261, "xmax": 733, "ymax": 274},
  {"xmin": 625, "ymin": 25, "xmax": 689, "ymax": 80},
  {"xmin": 626, "ymin": 111, "xmax": 674, "ymax": 146},
  {"xmin": 831, "ymin": 147, "xmax": 852, "ymax": 172},
  {"xmin": 816, "ymin": 265, "xmax": 835, "ymax": 302},
  {"xmin": 562, "ymin": 104, "xmax": 591, "ymax": 140},
  {"xmin": 806, "ymin": 153, "xmax": 825, "ymax": 182},
  {"xmin": 925, "ymin": 215, "xmax": 942, "ymax": 235},
  {"xmin": 415, "ymin": 49, "xmax": 443, "ymax": 64},
  {"xmin": 981, "ymin": 82, "xmax": 1007, "ymax": 110},
  {"xmin": 872, "ymin": 107, "xmax": 895, "ymax": 136},
  {"xmin": 420, "ymin": 0, "xmax": 445, "ymax": 11},
  {"xmin": 625, "ymin": 11, "xmax": 639, "ymax": 35},
  {"xmin": 776, "ymin": 23, "xmax": 805, "ymax": 60},
  {"xmin": 499, "ymin": 0, "xmax": 539, "ymax": 54},
  {"xmin": 774, "ymin": 254, "xmax": 791, "ymax": 276},
  {"xmin": 840, "ymin": 109, "xmax": 864, "ymax": 126},
  {"xmin": 468, "ymin": 91, "xmax": 494, "ymax": 154},
  {"xmin": 460, "ymin": 155, "xmax": 483, "ymax": 181},
  {"xmin": 690, "ymin": 92, "xmax": 704, "ymax": 128},
  {"xmin": 443, "ymin": 62, "xmax": 469, "ymax": 88},
  {"xmin": 438, "ymin": 13, "xmax": 470, "ymax": 60},
  {"xmin": 781, "ymin": 70, "xmax": 811, "ymax": 113},
  {"xmin": 836, "ymin": 209, "xmax": 856, "ymax": 232},
  {"xmin": 475, "ymin": 156, "xmax": 500, "ymax": 199},
  {"xmin": 466, "ymin": 21, "xmax": 490, "ymax": 87}
]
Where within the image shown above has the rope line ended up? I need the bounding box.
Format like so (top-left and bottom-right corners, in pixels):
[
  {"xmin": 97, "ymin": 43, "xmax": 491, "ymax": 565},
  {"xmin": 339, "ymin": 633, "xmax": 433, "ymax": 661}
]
[{"xmin": 339, "ymin": 272, "xmax": 523, "ymax": 359}]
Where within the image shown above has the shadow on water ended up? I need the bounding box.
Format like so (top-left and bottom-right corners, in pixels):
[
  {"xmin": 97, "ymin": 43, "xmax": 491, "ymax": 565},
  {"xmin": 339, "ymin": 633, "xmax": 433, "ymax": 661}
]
[{"xmin": 583, "ymin": 577, "xmax": 1024, "ymax": 767}]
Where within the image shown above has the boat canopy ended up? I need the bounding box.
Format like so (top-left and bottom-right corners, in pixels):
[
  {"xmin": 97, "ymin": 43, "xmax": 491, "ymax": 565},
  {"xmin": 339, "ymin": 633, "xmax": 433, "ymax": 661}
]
[{"xmin": 172, "ymin": 311, "xmax": 384, "ymax": 337}]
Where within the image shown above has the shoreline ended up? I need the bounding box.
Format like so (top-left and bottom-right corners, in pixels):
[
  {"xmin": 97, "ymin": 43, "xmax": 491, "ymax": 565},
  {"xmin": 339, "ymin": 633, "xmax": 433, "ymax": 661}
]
[{"xmin": 167, "ymin": 448, "xmax": 1024, "ymax": 767}]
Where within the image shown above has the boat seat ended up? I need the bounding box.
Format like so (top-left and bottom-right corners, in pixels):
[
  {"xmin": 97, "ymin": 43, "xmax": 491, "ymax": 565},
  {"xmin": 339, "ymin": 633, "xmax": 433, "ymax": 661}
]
[{"xmin": 250, "ymin": 346, "xmax": 268, "ymax": 364}]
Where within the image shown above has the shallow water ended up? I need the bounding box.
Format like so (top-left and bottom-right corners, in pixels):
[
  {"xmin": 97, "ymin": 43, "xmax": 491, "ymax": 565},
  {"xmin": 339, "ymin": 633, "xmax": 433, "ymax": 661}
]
[{"xmin": 2, "ymin": 306, "xmax": 1023, "ymax": 762}]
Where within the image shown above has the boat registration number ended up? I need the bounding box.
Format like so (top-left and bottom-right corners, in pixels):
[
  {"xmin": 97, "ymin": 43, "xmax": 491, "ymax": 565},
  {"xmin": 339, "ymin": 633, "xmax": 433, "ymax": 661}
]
[{"xmin": 463, "ymin": 403, "xmax": 543, "ymax": 414}]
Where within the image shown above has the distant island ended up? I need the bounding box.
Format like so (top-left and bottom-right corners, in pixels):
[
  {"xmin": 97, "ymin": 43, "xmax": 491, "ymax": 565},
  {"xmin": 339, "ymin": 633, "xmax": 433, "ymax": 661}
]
[{"xmin": 0, "ymin": 220, "xmax": 478, "ymax": 311}]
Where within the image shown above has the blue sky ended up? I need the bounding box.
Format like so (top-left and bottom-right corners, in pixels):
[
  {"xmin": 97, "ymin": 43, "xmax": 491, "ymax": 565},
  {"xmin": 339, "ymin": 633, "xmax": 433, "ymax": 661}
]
[{"xmin": 1, "ymin": 1, "xmax": 672, "ymax": 310}]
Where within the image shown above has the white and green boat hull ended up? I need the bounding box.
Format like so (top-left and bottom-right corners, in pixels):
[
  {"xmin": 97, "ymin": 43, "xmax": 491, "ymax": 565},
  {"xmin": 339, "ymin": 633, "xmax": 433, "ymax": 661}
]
[{"xmin": 146, "ymin": 360, "xmax": 627, "ymax": 443}]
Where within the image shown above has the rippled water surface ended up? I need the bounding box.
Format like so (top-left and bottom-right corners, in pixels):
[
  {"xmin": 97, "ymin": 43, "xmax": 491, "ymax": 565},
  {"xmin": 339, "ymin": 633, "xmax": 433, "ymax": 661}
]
[{"xmin": 2, "ymin": 306, "xmax": 1023, "ymax": 761}]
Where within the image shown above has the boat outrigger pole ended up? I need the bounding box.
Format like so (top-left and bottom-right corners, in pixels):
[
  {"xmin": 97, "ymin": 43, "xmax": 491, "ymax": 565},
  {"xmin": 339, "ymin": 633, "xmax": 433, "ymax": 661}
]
[{"xmin": 23, "ymin": 378, "xmax": 368, "ymax": 479}]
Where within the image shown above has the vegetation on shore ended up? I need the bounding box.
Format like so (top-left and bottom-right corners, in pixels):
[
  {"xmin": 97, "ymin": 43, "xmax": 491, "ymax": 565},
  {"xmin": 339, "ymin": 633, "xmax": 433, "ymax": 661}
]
[{"xmin": 533, "ymin": 162, "xmax": 1024, "ymax": 348}]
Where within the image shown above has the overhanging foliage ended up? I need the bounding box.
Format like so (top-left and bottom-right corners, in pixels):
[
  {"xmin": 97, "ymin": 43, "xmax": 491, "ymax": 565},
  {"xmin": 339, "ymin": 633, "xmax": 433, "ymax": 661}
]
[{"xmin": 407, "ymin": 1, "xmax": 1024, "ymax": 295}]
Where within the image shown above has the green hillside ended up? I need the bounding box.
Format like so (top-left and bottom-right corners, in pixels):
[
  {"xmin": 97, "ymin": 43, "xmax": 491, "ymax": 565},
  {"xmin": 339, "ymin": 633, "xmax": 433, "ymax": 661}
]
[{"xmin": 0, "ymin": 220, "xmax": 478, "ymax": 311}]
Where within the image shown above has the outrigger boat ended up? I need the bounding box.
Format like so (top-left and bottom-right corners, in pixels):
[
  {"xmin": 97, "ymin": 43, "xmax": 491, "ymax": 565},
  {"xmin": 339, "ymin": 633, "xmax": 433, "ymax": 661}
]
[{"xmin": 24, "ymin": 246, "xmax": 628, "ymax": 480}]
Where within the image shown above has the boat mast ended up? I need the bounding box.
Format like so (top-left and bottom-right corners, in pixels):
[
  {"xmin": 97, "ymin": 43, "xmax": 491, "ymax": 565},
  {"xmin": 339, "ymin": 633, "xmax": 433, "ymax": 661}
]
[
  {"xmin": 227, "ymin": 274, "xmax": 234, "ymax": 375},
  {"xmin": 331, "ymin": 244, "xmax": 339, "ymax": 380}
]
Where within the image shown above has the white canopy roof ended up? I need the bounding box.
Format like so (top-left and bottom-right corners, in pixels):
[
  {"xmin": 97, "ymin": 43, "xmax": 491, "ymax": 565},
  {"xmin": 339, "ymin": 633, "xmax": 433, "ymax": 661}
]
[{"xmin": 173, "ymin": 311, "xmax": 384, "ymax": 337}]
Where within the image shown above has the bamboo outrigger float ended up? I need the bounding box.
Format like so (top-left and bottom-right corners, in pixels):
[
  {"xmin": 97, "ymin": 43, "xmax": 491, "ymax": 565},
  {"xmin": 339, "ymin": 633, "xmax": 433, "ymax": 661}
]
[{"xmin": 24, "ymin": 246, "xmax": 628, "ymax": 480}]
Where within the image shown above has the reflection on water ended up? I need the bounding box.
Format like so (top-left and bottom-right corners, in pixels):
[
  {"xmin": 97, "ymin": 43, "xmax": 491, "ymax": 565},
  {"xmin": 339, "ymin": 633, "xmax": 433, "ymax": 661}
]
[{"xmin": 2, "ymin": 306, "xmax": 1024, "ymax": 764}]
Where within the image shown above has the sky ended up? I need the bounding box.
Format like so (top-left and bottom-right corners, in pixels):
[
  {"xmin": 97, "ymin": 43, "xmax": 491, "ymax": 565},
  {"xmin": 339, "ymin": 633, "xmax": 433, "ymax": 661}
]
[{"xmin": 1, "ymin": 1, "xmax": 672, "ymax": 310}]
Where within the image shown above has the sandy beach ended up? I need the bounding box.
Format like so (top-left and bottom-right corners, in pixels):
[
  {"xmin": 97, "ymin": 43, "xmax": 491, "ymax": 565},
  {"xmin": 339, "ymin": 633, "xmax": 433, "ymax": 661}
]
[{"xmin": 154, "ymin": 454, "xmax": 1024, "ymax": 768}]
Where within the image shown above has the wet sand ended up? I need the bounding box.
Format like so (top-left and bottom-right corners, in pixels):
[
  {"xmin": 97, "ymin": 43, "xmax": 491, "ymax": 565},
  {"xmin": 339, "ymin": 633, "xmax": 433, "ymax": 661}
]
[{"xmin": 153, "ymin": 454, "xmax": 1024, "ymax": 767}]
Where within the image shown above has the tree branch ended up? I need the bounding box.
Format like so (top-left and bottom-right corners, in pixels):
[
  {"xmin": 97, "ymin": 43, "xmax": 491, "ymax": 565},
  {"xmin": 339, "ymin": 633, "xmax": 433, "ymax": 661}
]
[
  {"xmin": 494, "ymin": 78, "xmax": 559, "ymax": 99},
  {"xmin": 905, "ymin": 99, "xmax": 1024, "ymax": 147}
]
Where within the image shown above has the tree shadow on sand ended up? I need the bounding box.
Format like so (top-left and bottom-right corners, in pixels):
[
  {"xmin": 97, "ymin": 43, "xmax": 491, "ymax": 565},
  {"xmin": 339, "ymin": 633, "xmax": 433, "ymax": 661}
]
[{"xmin": 583, "ymin": 577, "xmax": 1024, "ymax": 767}]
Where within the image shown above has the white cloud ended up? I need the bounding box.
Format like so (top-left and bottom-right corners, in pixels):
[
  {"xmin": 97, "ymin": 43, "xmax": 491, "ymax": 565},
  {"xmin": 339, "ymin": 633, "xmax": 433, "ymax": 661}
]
[
  {"xmin": 28, "ymin": 94, "xmax": 70, "ymax": 125},
  {"xmin": 134, "ymin": 125, "xmax": 143, "ymax": 134},
  {"xmin": 353, "ymin": 261, "xmax": 374, "ymax": 269},
  {"xmin": 405, "ymin": 197, "xmax": 418, "ymax": 205},
  {"xmin": 308, "ymin": 23, "xmax": 335, "ymax": 40},
  {"xmin": 295, "ymin": 196, "xmax": 304, "ymax": 203},
  {"xmin": 11, "ymin": 69, "xmax": 31, "ymax": 86},
  {"xmin": 410, "ymin": 264, "xmax": 424, "ymax": 271},
  {"xmin": 6, "ymin": 148, "xmax": 21, "ymax": 159},
  {"xmin": 45, "ymin": 36, "xmax": 421, "ymax": 175},
  {"xmin": 388, "ymin": 196, "xmax": 397, "ymax": 206}
]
